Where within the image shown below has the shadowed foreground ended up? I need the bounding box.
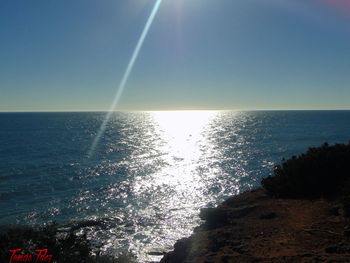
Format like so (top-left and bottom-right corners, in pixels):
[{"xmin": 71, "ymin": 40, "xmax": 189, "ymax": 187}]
[
  {"xmin": 0, "ymin": 222, "xmax": 136, "ymax": 263},
  {"xmin": 160, "ymin": 189, "xmax": 350, "ymax": 262}
]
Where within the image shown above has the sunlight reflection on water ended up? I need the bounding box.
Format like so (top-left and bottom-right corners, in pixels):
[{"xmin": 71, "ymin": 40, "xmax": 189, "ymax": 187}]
[
  {"xmin": 84, "ymin": 111, "xmax": 246, "ymax": 261},
  {"xmin": 3, "ymin": 110, "xmax": 314, "ymax": 262}
]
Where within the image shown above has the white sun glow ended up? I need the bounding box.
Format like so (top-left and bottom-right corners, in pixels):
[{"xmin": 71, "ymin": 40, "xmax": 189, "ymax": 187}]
[
  {"xmin": 150, "ymin": 111, "xmax": 218, "ymax": 182},
  {"xmin": 152, "ymin": 111, "xmax": 217, "ymax": 154}
]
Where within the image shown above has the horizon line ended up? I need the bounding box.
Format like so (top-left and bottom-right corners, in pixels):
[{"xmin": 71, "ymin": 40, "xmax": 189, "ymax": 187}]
[{"xmin": 1, "ymin": 108, "xmax": 350, "ymax": 113}]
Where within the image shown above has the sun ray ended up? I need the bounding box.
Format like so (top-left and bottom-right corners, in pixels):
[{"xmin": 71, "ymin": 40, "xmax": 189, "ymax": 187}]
[{"xmin": 88, "ymin": 0, "xmax": 163, "ymax": 157}]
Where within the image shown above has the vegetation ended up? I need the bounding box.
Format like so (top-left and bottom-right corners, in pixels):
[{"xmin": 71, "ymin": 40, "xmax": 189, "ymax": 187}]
[
  {"xmin": 0, "ymin": 223, "xmax": 136, "ymax": 263},
  {"xmin": 262, "ymin": 142, "xmax": 350, "ymax": 215}
]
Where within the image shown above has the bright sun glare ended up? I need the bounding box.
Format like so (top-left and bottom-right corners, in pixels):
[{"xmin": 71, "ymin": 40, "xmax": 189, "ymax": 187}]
[
  {"xmin": 150, "ymin": 111, "xmax": 218, "ymax": 180},
  {"xmin": 152, "ymin": 111, "xmax": 218, "ymax": 148}
]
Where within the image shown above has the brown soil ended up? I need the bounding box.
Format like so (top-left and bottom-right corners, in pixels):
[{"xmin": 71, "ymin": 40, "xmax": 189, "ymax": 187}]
[{"xmin": 160, "ymin": 189, "xmax": 350, "ymax": 262}]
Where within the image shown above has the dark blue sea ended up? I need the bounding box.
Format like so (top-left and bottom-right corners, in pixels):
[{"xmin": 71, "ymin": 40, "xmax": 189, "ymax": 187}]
[{"xmin": 1, "ymin": 111, "xmax": 350, "ymax": 261}]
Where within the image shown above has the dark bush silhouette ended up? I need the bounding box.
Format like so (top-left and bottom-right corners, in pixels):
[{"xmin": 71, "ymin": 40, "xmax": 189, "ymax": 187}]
[
  {"xmin": 0, "ymin": 223, "xmax": 136, "ymax": 263},
  {"xmin": 262, "ymin": 142, "xmax": 350, "ymax": 201}
]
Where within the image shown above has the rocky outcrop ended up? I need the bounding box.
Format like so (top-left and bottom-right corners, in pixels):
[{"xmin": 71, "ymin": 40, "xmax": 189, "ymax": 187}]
[{"xmin": 160, "ymin": 189, "xmax": 350, "ymax": 262}]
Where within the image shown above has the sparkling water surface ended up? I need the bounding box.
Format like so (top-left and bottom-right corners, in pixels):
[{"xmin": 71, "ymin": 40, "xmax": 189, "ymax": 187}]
[{"xmin": 1, "ymin": 111, "xmax": 350, "ymax": 261}]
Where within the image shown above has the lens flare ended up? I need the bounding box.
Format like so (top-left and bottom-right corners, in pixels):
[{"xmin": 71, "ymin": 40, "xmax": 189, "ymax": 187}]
[
  {"xmin": 324, "ymin": 0, "xmax": 350, "ymax": 15},
  {"xmin": 88, "ymin": 0, "xmax": 163, "ymax": 157}
]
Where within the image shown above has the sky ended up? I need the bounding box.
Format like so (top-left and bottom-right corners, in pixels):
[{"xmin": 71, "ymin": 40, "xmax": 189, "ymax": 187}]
[{"xmin": 0, "ymin": 0, "xmax": 350, "ymax": 111}]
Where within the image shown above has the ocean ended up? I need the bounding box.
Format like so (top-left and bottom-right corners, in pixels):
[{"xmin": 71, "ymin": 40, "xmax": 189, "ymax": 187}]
[{"xmin": 1, "ymin": 110, "xmax": 350, "ymax": 261}]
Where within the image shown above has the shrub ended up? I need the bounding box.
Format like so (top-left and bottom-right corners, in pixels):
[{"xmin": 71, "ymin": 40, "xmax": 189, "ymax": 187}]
[
  {"xmin": 262, "ymin": 142, "xmax": 350, "ymax": 199},
  {"xmin": 0, "ymin": 223, "xmax": 136, "ymax": 263}
]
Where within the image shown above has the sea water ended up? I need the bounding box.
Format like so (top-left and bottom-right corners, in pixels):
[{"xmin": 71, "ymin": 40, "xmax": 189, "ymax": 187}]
[{"xmin": 1, "ymin": 110, "xmax": 350, "ymax": 261}]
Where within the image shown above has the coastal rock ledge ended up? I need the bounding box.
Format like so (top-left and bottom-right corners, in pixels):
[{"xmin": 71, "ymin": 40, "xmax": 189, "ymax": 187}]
[{"xmin": 160, "ymin": 189, "xmax": 350, "ymax": 262}]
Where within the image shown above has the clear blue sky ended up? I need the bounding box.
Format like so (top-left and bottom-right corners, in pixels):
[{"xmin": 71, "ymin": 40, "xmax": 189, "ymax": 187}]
[{"xmin": 1, "ymin": 0, "xmax": 350, "ymax": 111}]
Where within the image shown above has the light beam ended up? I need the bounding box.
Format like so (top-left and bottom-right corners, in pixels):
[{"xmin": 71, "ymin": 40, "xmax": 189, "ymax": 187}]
[{"xmin": 88, "ymin": 0, "xmax": 163, "ymax": 157}]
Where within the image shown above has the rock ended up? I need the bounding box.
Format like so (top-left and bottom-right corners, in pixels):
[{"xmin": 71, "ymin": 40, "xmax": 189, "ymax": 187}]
[
  {"xmin": 259, "ymin": 212, "xmax": 277, "ymax": 219},
  {"xmin": 57, "ymin": 227, "xmax": 72, "ymax": 232},
  {"xmin": 174, "ymin": 238, "xmax": 190, "ymax": 252},
  {"xmin": 329, "ymin": 205, "xmax": 342, "ymax": 216},
  {"xmin": 200, "ymin": 208, "xmax": 230, "ymax": 228},
  {"xmin": 69, "ymin": 219, "xmax": 105, "ymax": 232},
  {"xmin": 232, "ymin": 243, "xmax": 246, "ymax": 254},
  {"xmin": 148, "ymin": 251, "xmax": 166, "ymax": 256},
  {"xmin": 160, "ymin": 238, "xmax": 190, "ymax": 263},
  {"xmin": 325, "ymin": 244, "xmax": 339, "ymax": 253},
  {"xmin": 200, "ymin": 205, "xmax": 256, "ymax": 229},
  {"xmin": 230, "ymin": 206, "xmax": 257, "ymax": 218},
  {"xmin": 344, "ymin": 229, "xmax": 350, "ymax": 237},
  {"xmin": 55, "ymin": 232, "xmax": 70, "ymax": 240},
  {"xmin": 161, "ymin": 188, "xmax": 350, "ymax": 263},
  {"xmin": 344, "ymin": 225, "xmax": 350, "ymax": 238},
  {"xmin": 325, "ymin": 243, "xmax": 350, "ymax": 254}
]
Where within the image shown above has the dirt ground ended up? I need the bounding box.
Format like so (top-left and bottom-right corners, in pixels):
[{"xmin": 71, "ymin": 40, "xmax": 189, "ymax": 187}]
[{"xmin": 160, "ymin": 189, "xmax": 350, "ymax": 262}]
